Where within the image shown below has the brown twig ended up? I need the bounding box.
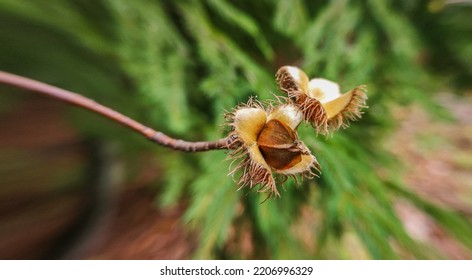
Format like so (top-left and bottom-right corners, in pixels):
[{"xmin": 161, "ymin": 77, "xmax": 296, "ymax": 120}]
[{"xmin": 0, "ymin": 71, "xmax": 235, "ymax": 152}]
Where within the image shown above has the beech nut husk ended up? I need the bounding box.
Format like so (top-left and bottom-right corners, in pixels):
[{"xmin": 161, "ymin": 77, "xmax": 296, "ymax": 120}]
[
  {"xmin": 226, "ymin": 99, "xmax": 319, "ymax": 197},
  {"xmin": 276, "ymin": 66, "xmax": 367, "ymax": 134}
]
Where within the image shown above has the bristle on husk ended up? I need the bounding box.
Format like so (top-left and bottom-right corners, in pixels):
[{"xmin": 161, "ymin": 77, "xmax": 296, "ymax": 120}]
[{"xmin": 325, "ymin": 85, "xmax": 368, "ymax": 131}]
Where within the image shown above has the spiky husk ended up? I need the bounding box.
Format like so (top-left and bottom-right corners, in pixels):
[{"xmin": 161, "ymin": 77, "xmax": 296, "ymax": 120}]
[
  {"xmin": 276, "ymin": 66, "xmax": 304, "ymax": 99},
  {"xmin": 276, "ymin": 67, "xmax": 329, "ymax": 134},
  {"xmin": 297, "ymin": 95, "xmax": 329, "ymax": 134},
  {"xmin": 276, "ymin": 66, "xmax": 368, "ymax": 134},
  {"xmin": 225, "ymin": 99, "xmax": 280, "ymax": 197},
  {"xmin": 278, "ymin": 152, "xmax": 321, "ymax": 178},
  {"xmin": 229, "ymin": 145, "xmax": 279, "ymax": 197},
  {"xmin": 326, "ymin": 85, "xmax": 368, "ymax": 131},
  {"xmin": 225, "ymin": 97, "xmax": 320, "ymax": 198}
]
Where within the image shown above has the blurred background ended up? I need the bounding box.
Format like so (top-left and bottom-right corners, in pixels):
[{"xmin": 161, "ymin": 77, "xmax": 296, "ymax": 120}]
[{"xmin": 0, "ymin": 0, "xmax": 471, "ymax": 259}]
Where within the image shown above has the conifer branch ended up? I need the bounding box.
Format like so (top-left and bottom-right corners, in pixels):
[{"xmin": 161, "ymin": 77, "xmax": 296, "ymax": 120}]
[{"xmin": 0, "ymin": 71, "xmax": 235, "ymax": 152}]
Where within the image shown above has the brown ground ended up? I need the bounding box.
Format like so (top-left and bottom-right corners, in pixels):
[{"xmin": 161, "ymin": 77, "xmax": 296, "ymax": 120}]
[
  {"xmin": 0, "ymin": 95, "xmax": 194, "ymax": 259},
  {"xmin": 389, "ymin": 93, "xmax": 472, "ymax": 259}
]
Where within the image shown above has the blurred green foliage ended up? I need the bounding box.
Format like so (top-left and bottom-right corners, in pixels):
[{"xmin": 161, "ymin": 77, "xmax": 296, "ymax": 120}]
[{"xmin": 0, "ymin": 0, "xmax": 471, "ymax": 259}]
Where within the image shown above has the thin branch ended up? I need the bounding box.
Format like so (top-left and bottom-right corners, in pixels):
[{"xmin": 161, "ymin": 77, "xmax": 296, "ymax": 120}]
[{"xmin": 0, "ymin": 71, "xmax": 236, "ymax": 152}]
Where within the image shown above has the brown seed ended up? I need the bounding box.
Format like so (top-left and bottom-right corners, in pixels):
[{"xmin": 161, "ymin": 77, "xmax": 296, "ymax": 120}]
[{"xmin": 257, "ymin": 119, "xmax": 302, "ymax": 170}]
